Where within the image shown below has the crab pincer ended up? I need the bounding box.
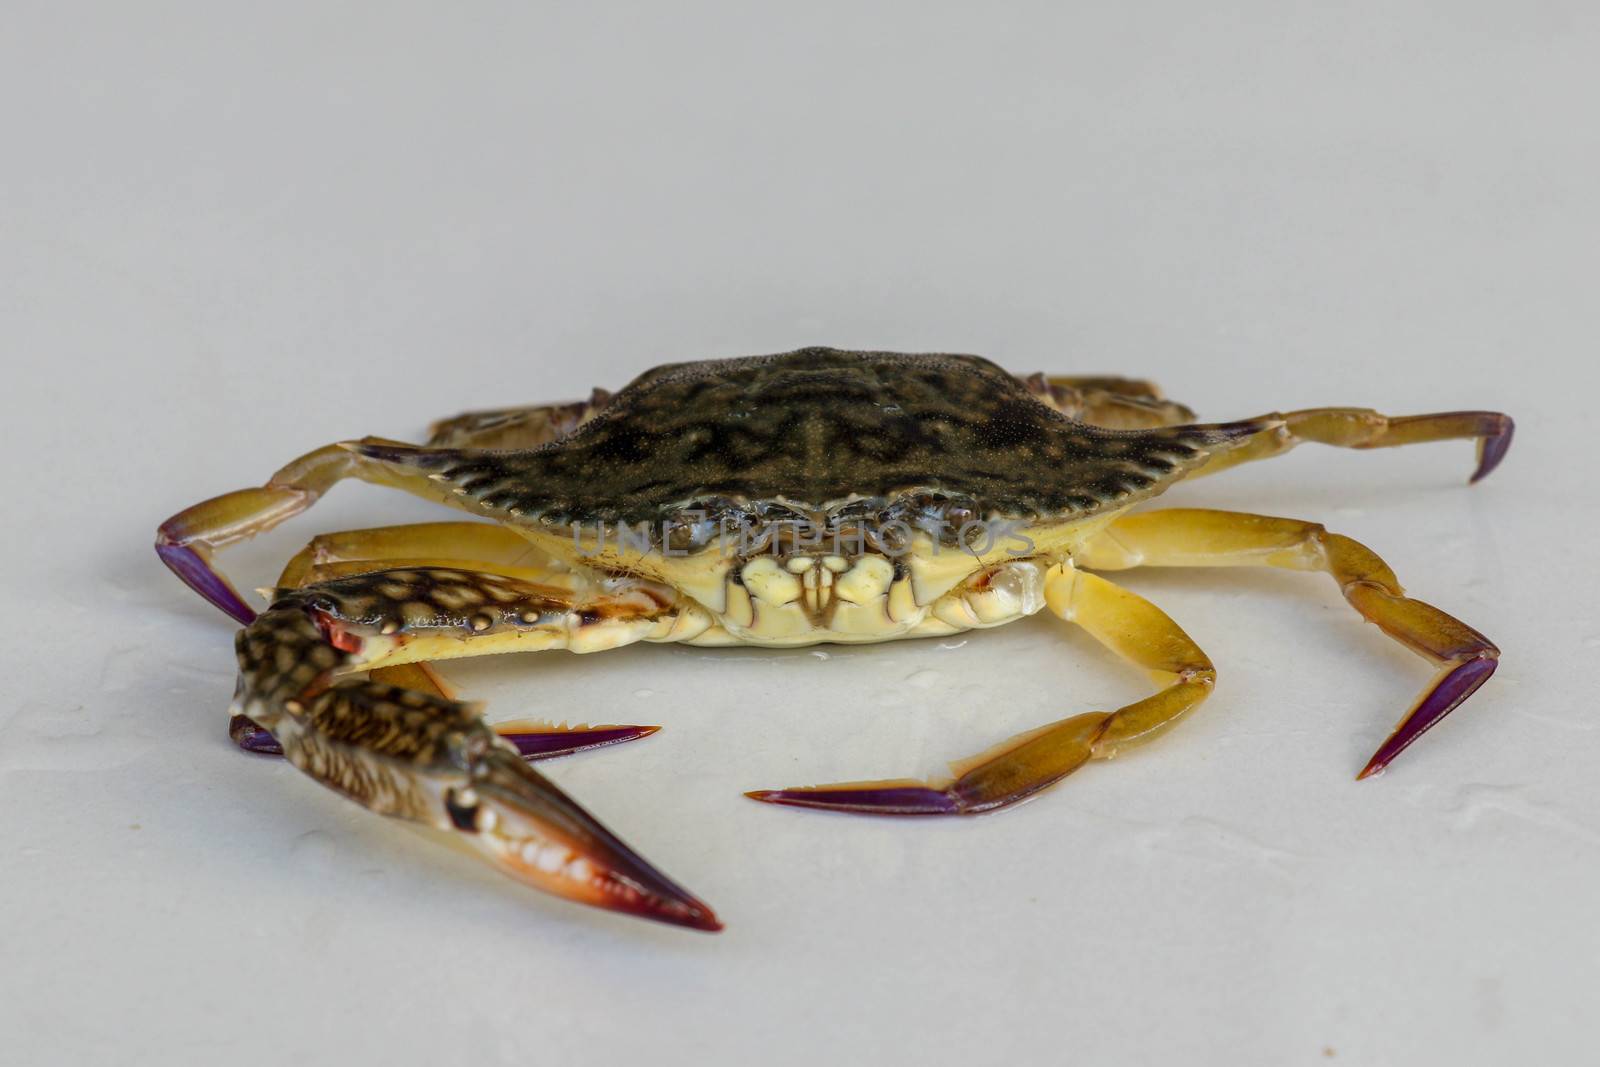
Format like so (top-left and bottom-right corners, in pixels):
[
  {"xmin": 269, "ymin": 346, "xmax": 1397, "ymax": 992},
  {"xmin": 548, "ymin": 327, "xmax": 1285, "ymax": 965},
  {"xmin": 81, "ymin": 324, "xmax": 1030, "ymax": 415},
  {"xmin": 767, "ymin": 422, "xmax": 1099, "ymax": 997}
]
[
  {"xmin": 228, "ymin": 713, "xmax": 659, "ymax": 761},
  {"xmin": 233, "ymin": 572, "xmax": 720, "ymax": 932}
]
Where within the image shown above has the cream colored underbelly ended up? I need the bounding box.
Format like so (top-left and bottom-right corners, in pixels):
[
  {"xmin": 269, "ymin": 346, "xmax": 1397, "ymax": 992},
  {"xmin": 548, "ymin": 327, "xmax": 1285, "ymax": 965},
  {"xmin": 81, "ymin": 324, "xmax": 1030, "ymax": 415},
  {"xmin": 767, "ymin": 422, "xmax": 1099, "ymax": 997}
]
[
  {"xmin": 339, "ymin": 557, "xmax": 1061, "ymax": 676},
  {"xmin": 673, "ymin": 558, "xmax": 1051, "ymax": 648}
]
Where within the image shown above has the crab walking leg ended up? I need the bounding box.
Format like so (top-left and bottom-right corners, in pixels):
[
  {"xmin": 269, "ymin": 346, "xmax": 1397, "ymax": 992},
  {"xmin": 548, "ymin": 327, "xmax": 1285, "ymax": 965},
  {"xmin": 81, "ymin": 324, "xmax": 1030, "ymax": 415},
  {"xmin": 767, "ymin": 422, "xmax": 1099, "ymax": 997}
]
[
  {"xmin": 232, "ymin": 566, "xmax": 720, "ymax": 930},
  {"xmin": 1021, "ymin": 373, "xmax": 1199, "ymax": 429},
  {"xmin": 747, "ymin": 566, "xmax": 1214, "ymax": 815},
  {"xmin": 1077, "ymin": 508, "xmax": 1499, "ymax": 777},
  {"xmin": 424, "ymin": 390, "xmax": 612, "ymax": 449},
  {"xmin": 1191, "ymin": 407, "xmax": 1514, "ymax": 484},
  {"xmin": 156, "ymin": 439, "xmax": 484, "ymax": 624},
  {"xmin": 274, "ymin": 522, "xmax": 562, "ymax": 590}
]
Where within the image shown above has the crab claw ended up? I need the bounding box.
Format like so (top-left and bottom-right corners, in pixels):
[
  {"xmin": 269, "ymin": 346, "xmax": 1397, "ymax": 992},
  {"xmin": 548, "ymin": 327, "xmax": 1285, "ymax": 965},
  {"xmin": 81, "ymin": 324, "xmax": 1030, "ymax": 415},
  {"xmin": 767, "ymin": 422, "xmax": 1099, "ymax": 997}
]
[
  {"xmin": 458, "ymin": 748, "xmax": 721, "ymax": 931},
  {"xmin": 228, "ymin": 713, "xmax": 660, "ymax": 762},
  {"xmin": 234, "ymin": 603, "xmax": 719, "ymax": 932}
]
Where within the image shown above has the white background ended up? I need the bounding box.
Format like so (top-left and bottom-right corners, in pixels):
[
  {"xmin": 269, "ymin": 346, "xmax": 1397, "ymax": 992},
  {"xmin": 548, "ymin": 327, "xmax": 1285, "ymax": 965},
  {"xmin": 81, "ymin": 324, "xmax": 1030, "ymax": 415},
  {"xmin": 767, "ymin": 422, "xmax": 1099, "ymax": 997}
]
[{"xmin": 3, "ymin": 4, "xmax": 1596, "ymax": 1064}]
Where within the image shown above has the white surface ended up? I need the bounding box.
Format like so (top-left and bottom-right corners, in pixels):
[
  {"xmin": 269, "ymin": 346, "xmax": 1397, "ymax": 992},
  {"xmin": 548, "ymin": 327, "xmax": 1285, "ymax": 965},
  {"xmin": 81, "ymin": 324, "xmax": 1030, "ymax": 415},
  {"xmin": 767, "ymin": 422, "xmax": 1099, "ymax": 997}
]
[{"xmin": 3, "ymin": 4, "xmax": 1596, "ymax": 1064}]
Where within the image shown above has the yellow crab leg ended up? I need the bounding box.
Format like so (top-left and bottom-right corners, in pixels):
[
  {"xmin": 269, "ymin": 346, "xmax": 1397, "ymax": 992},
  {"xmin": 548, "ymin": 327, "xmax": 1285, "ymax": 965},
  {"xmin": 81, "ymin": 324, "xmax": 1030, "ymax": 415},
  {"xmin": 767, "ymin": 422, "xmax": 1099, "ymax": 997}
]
[
  {"xmin": 747, "ymin": 565, "xmax": 1214, "ymax": 815},
  {"xmin": 1023, "ymin": 373, "xmax": 1199, "ymax": 429},
  {"xmin": 273, "ymin": 521, "xmax": 561, "ymax": 589},
  {"xmin": 233, "ymin": 564, "xmax": 719, "ymax": 931},
  {"xmin": 423, "ymin": 391, "xmax": 611, "ymax": 449},
  {"xmin": 1191, "ymin": 407, "xmax": 1513, "ymax": 483},
  {"xmin": 1075, "ymin": 508, "xmax": 1499, "ymax": 777},
  {"xmin": 155, "ymin": 439, "xmax": 491, "ymax": 624}
]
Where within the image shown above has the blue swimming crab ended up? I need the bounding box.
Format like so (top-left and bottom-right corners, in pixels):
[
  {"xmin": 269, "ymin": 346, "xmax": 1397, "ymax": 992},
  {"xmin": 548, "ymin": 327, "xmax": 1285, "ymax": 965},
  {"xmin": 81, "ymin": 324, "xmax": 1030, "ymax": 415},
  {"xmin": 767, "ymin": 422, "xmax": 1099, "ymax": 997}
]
[{"xmin": 156, "ymin": 347, "xmax": 1513, "ymax": 932}]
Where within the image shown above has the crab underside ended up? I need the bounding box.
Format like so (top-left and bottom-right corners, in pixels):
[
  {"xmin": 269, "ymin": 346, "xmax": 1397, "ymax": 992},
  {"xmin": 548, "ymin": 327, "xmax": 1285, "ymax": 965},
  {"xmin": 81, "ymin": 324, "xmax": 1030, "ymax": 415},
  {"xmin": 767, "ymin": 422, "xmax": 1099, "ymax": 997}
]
[{"xmin": 156, "ymin": 347, "xmax": 1513, "ymax": 932}]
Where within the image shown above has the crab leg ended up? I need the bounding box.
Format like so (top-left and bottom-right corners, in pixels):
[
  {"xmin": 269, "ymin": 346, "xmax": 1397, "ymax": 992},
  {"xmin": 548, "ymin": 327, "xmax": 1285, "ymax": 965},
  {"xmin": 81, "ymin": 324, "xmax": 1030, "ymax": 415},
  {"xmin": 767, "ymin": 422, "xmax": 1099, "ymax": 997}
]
[
  {"xmin": 274, "ymin": 521, "xmax": 562, "ymax": 589},
  {"xmin": 233, "ymin": 565, "xmax": 719, "ymax": 931},
  {"xmin": 1023, "ymin": 373, "xmax": 1199, "ymax": 429},
  {"xmin": 156, "ymin": 440, "xmax": 491, "ymax": 624},
  {"xmin": 748, "ymin": 566, "xmax": 1214, "ymax": 815},
  {"xmin": 1075, "ymin": 508, "xmax": 1499, "ymax": 777},
  {"xmin": 1192, "ymin": 407, "xmax": 1514, "ymax": 484},
  {"xmin": 424, "ymin": 391, "xmax": 612, "ymax": 449}
]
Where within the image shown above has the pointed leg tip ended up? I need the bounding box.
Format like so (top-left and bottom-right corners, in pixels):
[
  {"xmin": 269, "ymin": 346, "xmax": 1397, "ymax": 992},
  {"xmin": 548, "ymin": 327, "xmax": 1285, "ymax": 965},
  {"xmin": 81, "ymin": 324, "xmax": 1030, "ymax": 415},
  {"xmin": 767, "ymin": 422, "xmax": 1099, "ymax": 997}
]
[
  {"xmin": 502, "ymin": 723, "xmax": 663, "ymax": 760},
  {"xmin": 155, "ymin": 541, "xmax": 258, "ymax": 624},
  {"xmin": 745, "ymin": 784, "xmax": 962, "ymax": 815},
  {"xmin": 1359, "ymin": 655, "xmax": 1498, "ymax": 779},
  {"xmin": 1469, "ymin": 418, "xmax": 1515, "ymax": 484}
]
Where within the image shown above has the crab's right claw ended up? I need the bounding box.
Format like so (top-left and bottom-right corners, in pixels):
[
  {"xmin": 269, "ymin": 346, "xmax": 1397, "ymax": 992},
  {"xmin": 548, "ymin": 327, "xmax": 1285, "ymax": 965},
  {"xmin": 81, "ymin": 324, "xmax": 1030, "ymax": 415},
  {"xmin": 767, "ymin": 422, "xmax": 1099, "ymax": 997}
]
[
  {"xmin": 458, "ymin": 747, "xmax": 722, "ymax": 931},
  {"xmin": 236, "ymin": 605, "xmax": 720, "ymax": 932}
]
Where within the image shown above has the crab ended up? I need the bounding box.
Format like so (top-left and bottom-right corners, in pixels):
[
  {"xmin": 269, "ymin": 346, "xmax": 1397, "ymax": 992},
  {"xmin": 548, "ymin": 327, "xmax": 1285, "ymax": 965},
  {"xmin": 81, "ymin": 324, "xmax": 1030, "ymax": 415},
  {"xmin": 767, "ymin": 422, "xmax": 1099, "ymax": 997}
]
[{"xmin": 156, "ymin": 347, "xmax": 1513, "ymax": 932}]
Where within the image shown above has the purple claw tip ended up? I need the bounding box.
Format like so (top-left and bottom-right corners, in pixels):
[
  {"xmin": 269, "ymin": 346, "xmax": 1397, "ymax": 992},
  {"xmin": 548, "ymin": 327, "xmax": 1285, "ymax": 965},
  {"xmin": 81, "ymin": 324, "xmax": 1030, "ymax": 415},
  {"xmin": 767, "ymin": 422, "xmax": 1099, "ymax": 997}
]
[
  {"xmin": 504, "ymin": 724, "xmax": 659, "ymax": 760},
  {"xmin": 1361, "ymin": 656, "xmax": 1498, "ymax": 778},
  {"xmin": 1470, "ymin": 417, "xmax": 1514, "ymax": 484},
  {"xmin": 156, "ymin": 542, "xmax": 258, "ymax": 624},
  {"xmin": 229, "ymin": 714, "xmax": 282, "ymax": 755},
  {"xmin": 746, "ymin": 785, "xmax": 962, "ymax": 816}
]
